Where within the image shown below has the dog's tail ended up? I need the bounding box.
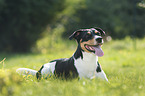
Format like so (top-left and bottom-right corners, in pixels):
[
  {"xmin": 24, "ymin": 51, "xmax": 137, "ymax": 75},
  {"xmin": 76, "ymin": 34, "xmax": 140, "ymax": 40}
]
[{"xmin": 16, "ymin": 68, "xmax": 37, "ymax": 76}]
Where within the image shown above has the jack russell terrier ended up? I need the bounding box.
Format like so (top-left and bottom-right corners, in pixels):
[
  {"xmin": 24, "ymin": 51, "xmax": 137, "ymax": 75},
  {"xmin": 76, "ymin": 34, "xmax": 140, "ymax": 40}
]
[{"xmin": 17, "ymin": 27, "xmax": 108, "ymax": 81}]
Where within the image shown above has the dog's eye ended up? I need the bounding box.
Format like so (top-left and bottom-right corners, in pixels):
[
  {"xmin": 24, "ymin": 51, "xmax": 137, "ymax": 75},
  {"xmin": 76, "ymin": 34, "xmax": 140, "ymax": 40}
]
[
  {"xmin": 92, "ymin": 30, "xmax": 101, "ymax": 36},
  {"xmin": 95, "ymin": 32, "xmax": 101, "ymax": 36},
  {"xmin": 93, "ymin": 30, "xmax": 101, "ymax": 36},
  {"xmin": 85, "ymin": 33, "xmax": 92, "ymax": 39}
]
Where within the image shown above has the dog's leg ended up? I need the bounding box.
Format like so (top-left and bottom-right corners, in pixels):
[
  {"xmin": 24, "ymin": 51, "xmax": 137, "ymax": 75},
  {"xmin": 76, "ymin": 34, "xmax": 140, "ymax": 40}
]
[
  {"xmin": 94, "ymin": 62, "xmax": 108, "ymax": 82},
  {"xmin": 95, "ymin": 70, "xmax": 108, "ymax": 82}
]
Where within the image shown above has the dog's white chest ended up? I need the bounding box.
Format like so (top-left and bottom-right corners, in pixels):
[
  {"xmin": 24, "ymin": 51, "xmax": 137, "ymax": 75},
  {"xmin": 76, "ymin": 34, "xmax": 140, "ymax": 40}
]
[{"xmin": 74, "ymin": 52, "xmax": 98, "ymax": 79}]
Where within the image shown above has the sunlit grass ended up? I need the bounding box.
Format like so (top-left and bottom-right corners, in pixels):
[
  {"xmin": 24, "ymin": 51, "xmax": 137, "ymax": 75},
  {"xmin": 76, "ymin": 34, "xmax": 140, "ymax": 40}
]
[{"xmin": 0, "ymin": 37, "xmax": 145, "ymax": 96}]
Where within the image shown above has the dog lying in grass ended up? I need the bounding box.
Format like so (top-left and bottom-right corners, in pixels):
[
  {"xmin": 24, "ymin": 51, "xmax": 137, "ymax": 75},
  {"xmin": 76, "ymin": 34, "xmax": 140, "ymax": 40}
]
[{"xmin": 17, "ymin": 27, "xmax": 108, "ymax": 81}]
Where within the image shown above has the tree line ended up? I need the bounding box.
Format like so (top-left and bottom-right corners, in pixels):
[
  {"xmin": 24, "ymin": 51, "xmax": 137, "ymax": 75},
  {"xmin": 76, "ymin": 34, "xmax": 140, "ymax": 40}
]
[{"xmin": 0, "ymin": 0, "xmax": 144, "ymax": 52}]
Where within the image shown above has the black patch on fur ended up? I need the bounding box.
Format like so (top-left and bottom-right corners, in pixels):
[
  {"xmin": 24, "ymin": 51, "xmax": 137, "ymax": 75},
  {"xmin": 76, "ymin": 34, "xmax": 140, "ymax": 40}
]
[
  {"xmin": 36, "ymin": 65, "xmax": 44, "ymax": 80},
  {"xmin": 96, "ymin": 62, "xmax": 102, "ymax": 72},
  {"xmin": 81, "ymin": 32, "xmax": 94, "ymax": 42},
  {"xmin": 53, "ymin": 57, "xmax": 79, "ymax": 79},
  {"xmin": 74, "ymin": 44, "xmax": 83, "ymax": 59}
]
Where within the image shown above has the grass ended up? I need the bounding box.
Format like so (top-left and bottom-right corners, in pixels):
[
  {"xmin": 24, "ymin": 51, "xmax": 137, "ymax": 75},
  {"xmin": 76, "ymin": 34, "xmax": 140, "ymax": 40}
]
[{"xmin": 0, "ymin": 37, "xmax": 145, "ymax": 96}]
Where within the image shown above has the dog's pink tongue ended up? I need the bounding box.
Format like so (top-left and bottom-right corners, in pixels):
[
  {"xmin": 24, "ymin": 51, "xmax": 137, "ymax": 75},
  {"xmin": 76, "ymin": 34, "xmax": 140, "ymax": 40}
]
[{"xmin": 93, "ymin": 46, "xmax": 104, "ymax": 57}]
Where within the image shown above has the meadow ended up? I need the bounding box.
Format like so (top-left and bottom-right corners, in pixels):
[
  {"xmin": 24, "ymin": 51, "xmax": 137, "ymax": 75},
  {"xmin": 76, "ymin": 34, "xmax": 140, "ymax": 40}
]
[{"xmin": 0, "ymin": 37, "xmax": 145, "ymax": 96}]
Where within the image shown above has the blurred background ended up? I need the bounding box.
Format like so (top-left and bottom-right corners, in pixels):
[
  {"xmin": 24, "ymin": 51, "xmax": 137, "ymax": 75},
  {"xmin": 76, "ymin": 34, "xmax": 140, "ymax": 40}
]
[{"xmin": 0, "ymin": 0, "xmax": 145, "ymax": 53}]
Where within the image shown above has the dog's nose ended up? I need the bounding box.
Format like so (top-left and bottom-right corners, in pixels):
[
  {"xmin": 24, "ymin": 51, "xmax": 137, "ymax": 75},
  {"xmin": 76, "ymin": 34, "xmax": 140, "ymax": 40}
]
[{"xmin": 96, "ymin": 38, "xmax": 102, "ymax": 43}]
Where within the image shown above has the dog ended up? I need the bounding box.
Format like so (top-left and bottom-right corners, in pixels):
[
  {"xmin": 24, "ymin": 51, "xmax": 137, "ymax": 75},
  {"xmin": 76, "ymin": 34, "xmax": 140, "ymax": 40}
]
[{"xmin": 16, "ymin": 27, "xmax": 108, "ymax": 81}]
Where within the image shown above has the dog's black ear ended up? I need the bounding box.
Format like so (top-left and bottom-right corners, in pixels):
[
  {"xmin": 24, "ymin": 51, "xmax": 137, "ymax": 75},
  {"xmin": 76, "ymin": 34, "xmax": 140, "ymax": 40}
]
[
  {"xmin": 94, "ymin": 27, "xmax": 106, "ymax": 36},
  {"xmin": 69, "ymin": 30, "xmax": 82, "ymax": 40}
]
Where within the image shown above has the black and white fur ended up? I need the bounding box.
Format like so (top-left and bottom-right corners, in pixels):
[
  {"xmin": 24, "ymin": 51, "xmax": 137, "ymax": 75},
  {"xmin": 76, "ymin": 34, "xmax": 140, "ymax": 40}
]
[{"xmin": 16, "ymin": 27, "xmax": 108, "ymax": 81}]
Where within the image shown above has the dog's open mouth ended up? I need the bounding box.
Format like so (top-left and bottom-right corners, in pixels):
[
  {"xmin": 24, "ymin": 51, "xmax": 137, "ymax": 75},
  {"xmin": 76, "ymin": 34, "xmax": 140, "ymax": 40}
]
[{"xmin": 84, "ymin": 44, "xmax": 104, "ymax": 57}]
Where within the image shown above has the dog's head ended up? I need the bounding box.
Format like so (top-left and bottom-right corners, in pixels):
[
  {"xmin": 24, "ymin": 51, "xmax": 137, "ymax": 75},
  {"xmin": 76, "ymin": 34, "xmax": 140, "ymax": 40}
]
[{"xmin": 69, "ymin": 27, "xmax": 105, "ymax": 57}]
